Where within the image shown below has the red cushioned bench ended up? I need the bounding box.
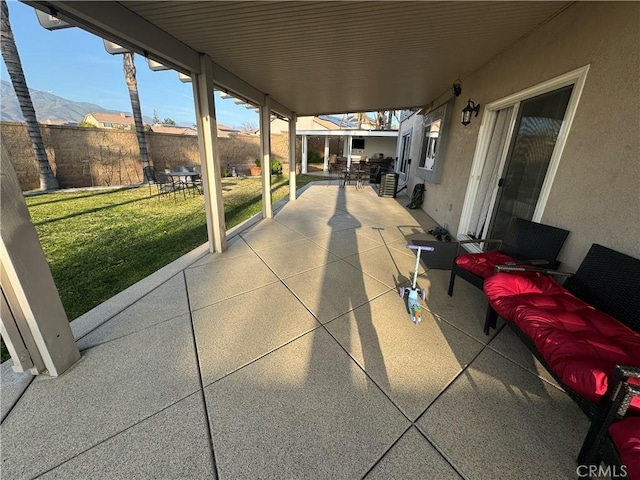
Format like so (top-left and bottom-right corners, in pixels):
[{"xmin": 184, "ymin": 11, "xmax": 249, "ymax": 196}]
[
  {"xmin": 579, "ymin": 366, "xmax": 640, "ymax": 480},
  {"xmin": 610, "ymin": 416, "xmax": 640, "ymax": 479},
  {"xmin": 483, "ymin": 244, "xmax": 640, "ymax": 477}
]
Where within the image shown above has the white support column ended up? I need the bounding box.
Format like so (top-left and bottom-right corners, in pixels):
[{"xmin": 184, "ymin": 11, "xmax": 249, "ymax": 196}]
[
  {"xmin": 342, "ymin": 136, "xmax": 348, "ymax": 159},
  {"xmin": 323, "ymin": 136, "xmax": 330, "ymax": 172},
  {"xmin": 346, "ymin": 135, "xmax": 352, "ymax": 169},
  {"xmin": 1, "ymin": 145, "xmax": 80, "ymax": 376},
  {"xmin": 289, "ymin": 113, "xmax": 297, "ymax": 201},
  {"xmin": 260, "ymin": 96, "xmax": 273, "ymax": 218},
  {"xmin": 301, "ymin": 135, "xmax": 308, "ymax": 174},
  {"xmin": 192, "ymin": 54, "xmax": 227, "ymax": 253}
]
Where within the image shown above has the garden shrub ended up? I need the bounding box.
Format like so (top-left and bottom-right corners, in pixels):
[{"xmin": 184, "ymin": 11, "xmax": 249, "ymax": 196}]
[
  {"xmin": 308, "ymin": 151, "xmax": 323, "ymax": 164},
  {"xmin": 271, "ymin": 159, "xmax": 283, "ymax": 175}
]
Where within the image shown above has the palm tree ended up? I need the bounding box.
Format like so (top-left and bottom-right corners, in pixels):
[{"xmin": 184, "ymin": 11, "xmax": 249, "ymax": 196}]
[
  {"xmin": 122, "ymin": 52, "xmax": 151, "ymax": 182},
  {"xmin": 0, "ymin": 0, "xmax": 59, "ymax": 190}
]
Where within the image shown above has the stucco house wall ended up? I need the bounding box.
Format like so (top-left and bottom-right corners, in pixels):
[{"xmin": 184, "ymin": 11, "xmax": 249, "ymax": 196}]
[{"xmin": 400, "ymin": 2, "xmax": 639, "ymax": 271}]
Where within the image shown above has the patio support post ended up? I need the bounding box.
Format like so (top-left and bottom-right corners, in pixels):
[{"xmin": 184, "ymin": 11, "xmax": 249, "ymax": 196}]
[
  {"xmin": 289, "ymin": 113, "xmax": 297, "ymax": 201},
  {"xmin": 0, "ymin": 144, "xmax": 80, "ymax": 376},
  {"xmin": 260, "ymin": 96, "xmax": 273, "ymax": 218},
  {"xmin": 301, "ymin": 134, "xmax": 308, "ymax": 174},
  {"xmin": 192, "ymin": 54, "xmax": 227, "ymax": 253},
  {"xmin": 346, "ymin": 135, "xmax": 352, "ymax": 168},
  {"xmin": 323, "ymin": 136, "xmax": 329, "ymax": 171}
]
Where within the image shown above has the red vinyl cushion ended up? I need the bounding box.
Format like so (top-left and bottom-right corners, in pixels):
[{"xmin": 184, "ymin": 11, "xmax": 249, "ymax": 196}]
[
  {"xmin": 609, "ymin": 417, "xmax": 640, "ymax": 480},
  {"xmin": 455, "ymin": 251, "xmax": 517, "ymax": 279},
  {"xmin": 484, "ymin": 273, "xmax": 640, "ymax": 412}
]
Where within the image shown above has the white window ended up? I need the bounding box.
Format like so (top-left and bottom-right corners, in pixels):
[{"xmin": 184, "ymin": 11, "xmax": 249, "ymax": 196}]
[{"xmin": 419, "ymin": 120, "xmax": 440, "ymax": 171}]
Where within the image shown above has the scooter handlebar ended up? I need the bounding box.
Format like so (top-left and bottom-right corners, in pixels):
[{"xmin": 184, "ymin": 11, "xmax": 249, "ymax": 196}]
[{"xmin": 406, "ymin": 244, "xmax": 434, "ymax": 252}]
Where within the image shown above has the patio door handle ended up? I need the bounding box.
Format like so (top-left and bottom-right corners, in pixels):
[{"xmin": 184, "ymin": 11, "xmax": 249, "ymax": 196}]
[{"xmin": 498, "ymin": 178, "xmax": 505, "ymax": 187}]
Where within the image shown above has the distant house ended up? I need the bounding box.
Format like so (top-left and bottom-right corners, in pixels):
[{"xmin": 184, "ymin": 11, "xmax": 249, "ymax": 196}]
[
  {"xmin": 217, "ymin": 124, "xmax": 242, "ymax": 138},
  {"xmin": 149, "ymin": 123, "xmax": 241, "ymax": 137},
  {"xmin": 40, "ymin": 118, "xmax": 77, "ymax": 127},
  {"xmin": 150, "ymin": 124, "xmax": 197, "ymax": 135},
  {"xmin": 82, "ymin": 112, "xmax": 140, "ymax": 129}
]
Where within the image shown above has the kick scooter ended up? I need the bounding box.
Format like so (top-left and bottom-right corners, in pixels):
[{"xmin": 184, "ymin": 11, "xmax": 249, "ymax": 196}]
[{"xmin": 399, "ymin": 244, "xmax": 433, "ymax": 324}]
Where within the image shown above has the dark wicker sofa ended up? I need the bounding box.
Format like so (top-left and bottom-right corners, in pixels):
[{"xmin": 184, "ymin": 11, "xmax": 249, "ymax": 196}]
[
  {"xmin": 482, "ymin": 244, "xmax": 640, "ymax": 477},
  {"xmin": 578, "ymin": 365, "xmax": 640, "ymax": 479}
]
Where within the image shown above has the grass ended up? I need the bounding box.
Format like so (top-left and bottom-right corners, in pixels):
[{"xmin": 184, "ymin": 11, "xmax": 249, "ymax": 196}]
[{"xmin": 0, "ymin": 174, "xmax": 322, "ymax": 363}]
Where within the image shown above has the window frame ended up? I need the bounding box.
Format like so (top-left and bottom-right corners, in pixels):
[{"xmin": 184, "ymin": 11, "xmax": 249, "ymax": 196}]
[{"xmin": 416, "ymin": 98, "xmax": 454, "ymax": 184}]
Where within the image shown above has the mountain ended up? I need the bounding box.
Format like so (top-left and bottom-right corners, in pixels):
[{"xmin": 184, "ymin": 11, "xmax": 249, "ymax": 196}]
[{"xmin": 0, "ymin": 80, "xmax": 152, "ymax": 124}]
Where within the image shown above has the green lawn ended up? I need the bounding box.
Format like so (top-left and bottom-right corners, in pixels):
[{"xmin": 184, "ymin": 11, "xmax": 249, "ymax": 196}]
[{"xmin": 0, "ymin": 174, "xmax": 322, "ymax": 363}]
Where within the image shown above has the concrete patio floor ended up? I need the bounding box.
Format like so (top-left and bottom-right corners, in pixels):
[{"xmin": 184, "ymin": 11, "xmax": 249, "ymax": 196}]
[{"xmin": 1, "ymin": 182, "xmax": 589, "ymax": 479}]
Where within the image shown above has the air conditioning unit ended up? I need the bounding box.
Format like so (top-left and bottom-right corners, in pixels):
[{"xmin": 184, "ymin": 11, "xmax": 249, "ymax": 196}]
[{"xmin": 378, "ymin": 173, "xmax": 398, "ymax": 198}]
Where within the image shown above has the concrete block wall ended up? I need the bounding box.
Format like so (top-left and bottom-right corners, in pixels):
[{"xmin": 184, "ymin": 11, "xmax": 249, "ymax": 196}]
[{"xmin": 0, "ymin": 122, "xmax": 291, "ymax": 190}]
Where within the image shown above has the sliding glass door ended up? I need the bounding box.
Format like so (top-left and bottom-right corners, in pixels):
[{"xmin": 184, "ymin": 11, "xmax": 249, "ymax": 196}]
[
  {"xmin": 458, "ymin": 67, "xmax": 588, "ymax": 248},
  {"xmin": 488, "ymin": 85, "xmax": 573, "ymax": 239}
]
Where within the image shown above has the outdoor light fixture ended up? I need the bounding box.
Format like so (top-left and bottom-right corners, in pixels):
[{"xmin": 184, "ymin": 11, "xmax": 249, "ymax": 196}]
[
  {"xmin": 461, "ymin": 99, "xmax": 480, "ymax": 126},
  {"xmin": 452, "ymin": 79, "xmax": 462, "ymax": 97}
]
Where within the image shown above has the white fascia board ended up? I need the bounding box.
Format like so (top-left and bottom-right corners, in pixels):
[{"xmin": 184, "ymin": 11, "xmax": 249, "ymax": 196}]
[
  {"xmin": 269, "ymin": 98, "xmax": 293, "ymax": 119},
  {"xmin": 296, "ymin": 130, "xmax": 399, "ymax": 137},
  {"xmin": 209, "ymin": 62, "xmax": 294, "ymax": 118},
  {"xmin": 25, "ymin": 1, "xmax": 200, "ymax": 73},
  {"xmin": 211, "ymin": 62, "xmax": 265, "ymax": 107}
]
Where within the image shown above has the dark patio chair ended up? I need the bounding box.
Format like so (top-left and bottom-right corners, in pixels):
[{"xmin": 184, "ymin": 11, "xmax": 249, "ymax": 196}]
[
  {"xmin": 155, "ymin": 171, "xmax": 178, "ymax": 201},
  {"xmin": 189, "ymin": 165, "xmax": 203, "ymax": 195},
  {"xmin": 143, "ymin": 166, "xmax": 157, "ymax": 197},
  {"xmin": 331, "ymin": 158, "xmax": 348, "ymax": 186},
  {"xmin": 447, "ymin": 217, "xmax": 569, "ymax": 332}
]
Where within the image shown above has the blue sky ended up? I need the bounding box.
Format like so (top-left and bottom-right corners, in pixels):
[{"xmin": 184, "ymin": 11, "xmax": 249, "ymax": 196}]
[{"xmin": 0, "ymin": 1, "xmax": 258, "ymax": 128}]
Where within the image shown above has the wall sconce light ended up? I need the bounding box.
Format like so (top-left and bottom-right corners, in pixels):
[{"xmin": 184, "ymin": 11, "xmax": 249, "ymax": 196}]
[
  {"xmin": 461, "ymin": 99, "xmax": 480, "ymax": 126},
  {"xmin": 452, "ymin": 79, "xmax": 462, "ymax": 97}
]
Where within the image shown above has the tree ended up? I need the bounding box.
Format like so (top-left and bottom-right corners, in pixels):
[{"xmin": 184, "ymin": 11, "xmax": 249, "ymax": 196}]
[
  {"xmin": 122, "ymin": 52, "xmax": 151, "ymax": 182},
  {"xmin": 240, "ymin": 121, "xmax": 258, "ymax": 133},
  {"xmin": 152, "ymin": 109, "xmax": 160, "ymax": 124},
  {"xmin": 162, "ymin": 118, "xmax": 176, "ymax": 125},
  {"xmin": 1, "ymin": 0, "xmax": 59, "ymax": 190}
]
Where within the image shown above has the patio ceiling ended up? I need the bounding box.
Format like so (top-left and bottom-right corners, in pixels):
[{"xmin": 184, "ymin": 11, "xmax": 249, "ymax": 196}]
[{"xmin": 26, "ymin": 1, "xmax": 571, "ymax": 116}]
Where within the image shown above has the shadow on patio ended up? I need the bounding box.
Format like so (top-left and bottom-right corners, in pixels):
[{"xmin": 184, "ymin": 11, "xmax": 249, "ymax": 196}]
[{"xmin": 0, "ymin": 183, "xmax": 589, "ymax": 479}]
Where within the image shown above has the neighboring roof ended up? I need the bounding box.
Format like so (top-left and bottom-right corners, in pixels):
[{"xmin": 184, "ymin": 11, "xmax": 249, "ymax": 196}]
[
  {"xmin": 316, "ymin": 114, "xmax": 379, "ymax": 130},
  {"xmin": 317, "ymin": 115, "xmax": 357, "ymax": 129},
  {"xmin": 151, "ymin": 124, "xmax": 197, "ymax": 135},
  {"xmin": 313, "ymin": 117, "xmax": 341, "ymax": 130},
  {"xmin": 87, "ymin": 112, "xmax": 135, "ymax": 125},
  {"xmin": 217, "ymin": 124, "xmax": 241, "ymax": 138},
  {"xmin": 40, "ymin": 118, "xmax": 73, "ymax": 126}
]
